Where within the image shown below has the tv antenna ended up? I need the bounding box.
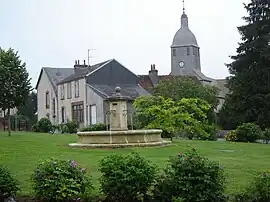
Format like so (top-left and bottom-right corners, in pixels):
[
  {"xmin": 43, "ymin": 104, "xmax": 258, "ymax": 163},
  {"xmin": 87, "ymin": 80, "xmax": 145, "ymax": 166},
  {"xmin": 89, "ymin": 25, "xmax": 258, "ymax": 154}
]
[{"xmin": 87, "ymin": 49, "xmax": 96, "ymax": 66}]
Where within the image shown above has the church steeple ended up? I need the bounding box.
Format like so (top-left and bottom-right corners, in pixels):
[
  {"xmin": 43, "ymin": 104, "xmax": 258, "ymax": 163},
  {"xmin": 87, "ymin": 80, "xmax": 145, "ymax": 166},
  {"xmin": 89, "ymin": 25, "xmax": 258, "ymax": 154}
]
[{"xmin": 181, "ymin": 0, "xmax": 188, "ymax": 28}]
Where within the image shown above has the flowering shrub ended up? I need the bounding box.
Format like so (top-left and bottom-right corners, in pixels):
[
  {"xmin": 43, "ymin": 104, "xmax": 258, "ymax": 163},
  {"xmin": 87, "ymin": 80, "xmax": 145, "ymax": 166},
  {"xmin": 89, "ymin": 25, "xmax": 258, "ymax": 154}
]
[
  {"xmin": 32, "ymin": 158, "xmax": 92, "ymax": 201},
  {"xmin": 0, "ymin": 165, "xmax": 20, "ymax": 199},
  {"xmin": 99, "ymin": 152, "xmax": 157, "ymax": 201},
  {"xmin": 225, "ymin": 130, "xmax": 237, "ymax": 142},
  {"xmin": 153, "ymin": 148, "xmax": 226, "ymax": 202},
  {"xmin": 233, "ymin": 171, "xmax": 270, "ymax": 202}
]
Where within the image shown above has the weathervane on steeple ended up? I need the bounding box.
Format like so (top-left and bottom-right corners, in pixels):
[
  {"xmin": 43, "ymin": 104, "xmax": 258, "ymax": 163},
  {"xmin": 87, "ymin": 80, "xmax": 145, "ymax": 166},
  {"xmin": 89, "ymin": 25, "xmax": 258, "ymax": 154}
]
[{"xmin": 182, "ymin": 0, "xmax": 185, "ymax": 14}]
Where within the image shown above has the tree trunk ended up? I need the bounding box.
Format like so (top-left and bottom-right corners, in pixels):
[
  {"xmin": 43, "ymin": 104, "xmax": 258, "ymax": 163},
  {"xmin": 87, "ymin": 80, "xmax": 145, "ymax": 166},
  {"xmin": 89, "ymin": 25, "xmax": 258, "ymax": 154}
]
[{"xmin": 8, "ymin": 108, "xmax": 11, "ymax": 136}]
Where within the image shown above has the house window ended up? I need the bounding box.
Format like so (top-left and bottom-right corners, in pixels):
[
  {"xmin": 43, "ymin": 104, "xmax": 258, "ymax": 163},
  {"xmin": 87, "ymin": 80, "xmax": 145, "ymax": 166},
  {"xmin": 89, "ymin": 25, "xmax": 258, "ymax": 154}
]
[
  {"xmin": 187, "ymin": 47, "xmax": 190, "ymax": 55},
  {"xmin": 72, "ymin": 103, "xmax": 84, "ymax": 123},
  {"xmin": 45, "ymin": 91, "xmax": 50, "ymax": 109},
  {"xmin": 61, "ymin": 107, "xmax": 65, "ymax": 123},
  {"xmin": 52, "ymin": 98, "xmax": 56, "ymax": 115},
  {"xmin": 172, "ymin": 49, "xmax": 176, "ymax": 57},
  {"xmin": 67, "ymin": 82, "xmax": 72, "ymax": 99},
  {"xmin": 193, "ymin": 47, "xmax": 196, "ymax": 55},
  {"xmin": 75, "ymin": 81, "xmax": 79, "ymax": 97},
  {"xmin": 60, "ymin": 85, "xmax": 65, "ymax": 100},
  {"xmin": 89, "ymin": 105, "xmax": 97, "ymax": 125}
]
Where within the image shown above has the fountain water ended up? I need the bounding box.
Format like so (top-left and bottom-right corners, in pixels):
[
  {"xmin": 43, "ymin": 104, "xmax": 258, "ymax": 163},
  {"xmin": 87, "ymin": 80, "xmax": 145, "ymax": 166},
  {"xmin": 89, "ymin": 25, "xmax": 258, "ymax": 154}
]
[{"xmin": 69, "ymin": 87, "xmax": 171, "ymax": 148}]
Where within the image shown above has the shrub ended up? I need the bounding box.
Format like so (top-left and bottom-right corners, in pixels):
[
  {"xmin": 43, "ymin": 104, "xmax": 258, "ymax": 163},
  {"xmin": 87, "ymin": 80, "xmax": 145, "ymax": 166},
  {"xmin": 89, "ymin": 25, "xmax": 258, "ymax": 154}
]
[
  {"xmin": 233, "ymin": 171, "xmax": 270, "ymax": 202},
  {"xmin": 263, "ymin": 128, "xmax": 270, "ymax": 144},
  {"xmin": 36, "ymin": 118, "xmax": 53, "ymax": 133},
  {"xmin": 80, "ymin": 123, "xmax": 107, "ymax": 132},
  {"xmin": 153, "ymin": 148, "xmax": 226, "ymax": 202},
  {"xmin": 235, "ymin": 123, "xmax": 262, "ymax": 142},
  {"xmin": 225, "ymin": 130, "xmax": 237, "ymax": 142},
  {"xmin": 99, "ymin": 152, "xmax": 157, "ymax": 202},
  {"xmin": 32, "ymin": 158, "xmax": 92, "ymax": 201},
  {"xmin": 199, "ymin": 123, "xmax": 218, "ymax": 141},
  {"xmin": 0, "ymin": 165, "xmax": 20, "ymax": 199},
  {"xmin": 65, "ymin": 121, "xmax": 78, "ymax": 133},
  {"xmin": 32, "ymin": 123, "xmax": 39, "ymax": 132}
]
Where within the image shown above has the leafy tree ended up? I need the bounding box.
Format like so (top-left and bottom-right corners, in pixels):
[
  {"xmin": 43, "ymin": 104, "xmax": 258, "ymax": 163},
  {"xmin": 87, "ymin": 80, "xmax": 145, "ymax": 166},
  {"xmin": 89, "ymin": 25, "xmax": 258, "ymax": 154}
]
[
  {"xmin": 17, "ymin": 91, "xmax": 37, "ymax": 126},
  {"xmin": 219, "ymin": 1, "xmax": 270, "ymax": 129},
  {"xmin": 153, "ymin": 77, "xmax": 219, "ymax": 123},
  {"xmin": 0, "ymin": 48, "xmax": 32, "ymax": 136},
  {"xmin": 133, "ymin": 95, "xmax": 212, "ymax": 140}
]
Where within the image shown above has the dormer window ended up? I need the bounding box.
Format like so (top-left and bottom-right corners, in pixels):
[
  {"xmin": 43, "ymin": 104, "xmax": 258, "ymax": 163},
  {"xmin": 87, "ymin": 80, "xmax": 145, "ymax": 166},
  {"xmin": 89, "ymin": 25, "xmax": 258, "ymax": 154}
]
[
  {"xmin": 45, "ymin": 91, "xmax": 50, "ymax": 109},
  {"xmin": 60, "ymin": 85, "xmax": 65, "ymax": 100},
  {"xmin": 67, "ymin": 82, "xmax": 72, "ymax": 99},
  {"xmin": 75, "ymin": 81, "xmax": 79, "ymax": 98}
]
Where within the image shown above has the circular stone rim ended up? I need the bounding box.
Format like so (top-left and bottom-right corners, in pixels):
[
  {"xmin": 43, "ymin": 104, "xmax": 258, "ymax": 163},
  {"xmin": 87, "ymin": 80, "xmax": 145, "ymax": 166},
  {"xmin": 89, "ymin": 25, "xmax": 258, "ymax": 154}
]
[{"xmin": 68, "ymin": 141, "xmax": 171, "ymax": 148}]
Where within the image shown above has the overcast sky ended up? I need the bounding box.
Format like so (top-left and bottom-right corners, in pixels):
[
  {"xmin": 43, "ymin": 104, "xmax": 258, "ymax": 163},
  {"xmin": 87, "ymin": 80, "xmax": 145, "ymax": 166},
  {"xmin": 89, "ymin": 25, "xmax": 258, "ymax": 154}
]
[{"xmin": 1, "ymin": 0, "xmax": 249, "ymax": 86}]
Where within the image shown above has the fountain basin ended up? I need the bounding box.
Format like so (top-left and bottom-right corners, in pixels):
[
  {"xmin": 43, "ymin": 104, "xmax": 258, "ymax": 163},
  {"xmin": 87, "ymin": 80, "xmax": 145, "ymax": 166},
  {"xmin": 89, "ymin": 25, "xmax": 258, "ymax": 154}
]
[{"xmin": 69, "ymin": 129, "xmax": 171, "ymax": 148}]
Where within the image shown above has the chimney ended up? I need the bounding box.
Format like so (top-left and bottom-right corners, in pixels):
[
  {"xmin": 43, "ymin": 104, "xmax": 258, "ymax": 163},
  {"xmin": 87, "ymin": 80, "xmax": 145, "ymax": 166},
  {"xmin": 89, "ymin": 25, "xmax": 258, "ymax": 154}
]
[
  {"xmin": 74, "ymin": 59, "xmax": 88, "ymax": 74},
  {"xmin": 149, "ymin": 64, "xmax": 159, "ymax": 85}
]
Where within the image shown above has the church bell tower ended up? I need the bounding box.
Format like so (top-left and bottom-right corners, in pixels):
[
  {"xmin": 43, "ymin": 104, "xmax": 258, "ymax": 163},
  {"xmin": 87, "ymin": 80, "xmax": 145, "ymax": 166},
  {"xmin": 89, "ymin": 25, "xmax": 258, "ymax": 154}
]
[{"xmin": 170, "ymin": 0, "xmax": 201, "ymax": 76}]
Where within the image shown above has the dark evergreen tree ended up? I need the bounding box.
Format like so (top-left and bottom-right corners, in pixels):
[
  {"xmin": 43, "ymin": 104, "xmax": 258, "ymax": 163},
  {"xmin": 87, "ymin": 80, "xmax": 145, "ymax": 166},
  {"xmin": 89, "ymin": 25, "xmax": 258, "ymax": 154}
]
[{"xmin": 218, "ymin": 0, "xmax": 270, "ymax": 129}]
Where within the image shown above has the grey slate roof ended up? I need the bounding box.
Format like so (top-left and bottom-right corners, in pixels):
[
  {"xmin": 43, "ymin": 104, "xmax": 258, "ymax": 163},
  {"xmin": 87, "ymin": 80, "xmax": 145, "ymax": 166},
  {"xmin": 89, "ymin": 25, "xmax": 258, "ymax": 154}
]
[
  {"xmin": 58, "ymin": 60, "xmax": 111, "ymax": 85},
  {"xmin": 36, "ymin": 67, "xmax": 74, "ymax": 93},
  {"xmin": 88, "ymin": 84, "xmax": 150, "ymax": 100}
]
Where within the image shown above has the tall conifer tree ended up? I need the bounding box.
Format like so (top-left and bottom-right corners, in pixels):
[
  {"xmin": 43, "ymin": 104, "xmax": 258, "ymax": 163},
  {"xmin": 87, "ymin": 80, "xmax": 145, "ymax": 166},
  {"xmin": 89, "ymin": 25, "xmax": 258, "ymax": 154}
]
[{"xmin": 219, "ymin": 0, "xmax": 270, "ymax": 129}]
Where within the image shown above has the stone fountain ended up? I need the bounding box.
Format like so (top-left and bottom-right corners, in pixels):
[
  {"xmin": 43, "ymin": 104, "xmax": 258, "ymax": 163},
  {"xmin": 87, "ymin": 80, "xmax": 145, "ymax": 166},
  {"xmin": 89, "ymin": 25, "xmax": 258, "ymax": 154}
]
[{"xmin": 69, "ymin": 87, "xmax": 171, "ymax": 148}]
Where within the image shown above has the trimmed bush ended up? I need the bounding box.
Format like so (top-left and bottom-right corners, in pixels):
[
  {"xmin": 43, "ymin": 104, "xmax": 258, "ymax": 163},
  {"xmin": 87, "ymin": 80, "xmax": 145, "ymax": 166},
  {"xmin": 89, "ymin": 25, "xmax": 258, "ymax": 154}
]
[
  {"xmin": 34, "ymin": 118, "xmax": 53, "ymax": 133},
  {"xmin": 0, "ymin": 165, "xmax": 20, "ymax": 199},
  {"xmin": 233, "ymin": 171, "xmax": 270, "ymax": 202},
  {"xmin": 235, "ymin": 123, "xmax": 262, "ymax": 142},
  {"xmin": 32, "ymin": 158, "xmax": 92, "ymax": 201},
  {"xmin": 80, "ymin": 123, "xmax": 107, "ymax": 132},
  {"xmin": 153, "ymin": 148, "xmax": 226, "ymax": 202},
  {"xmin": 99, "ymin": 152, "xmax": 157, "ymax": 202},
  {"xmin": 65, "ymin": 120, "xmax": 78, "ymax": 133}
]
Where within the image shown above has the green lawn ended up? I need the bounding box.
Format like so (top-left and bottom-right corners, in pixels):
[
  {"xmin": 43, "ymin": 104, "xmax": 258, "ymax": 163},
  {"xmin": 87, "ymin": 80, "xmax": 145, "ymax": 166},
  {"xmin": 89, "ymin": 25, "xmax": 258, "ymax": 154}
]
[{"xmin": 0, "ymin": 132, "xmax": 269, "ymax": 196}]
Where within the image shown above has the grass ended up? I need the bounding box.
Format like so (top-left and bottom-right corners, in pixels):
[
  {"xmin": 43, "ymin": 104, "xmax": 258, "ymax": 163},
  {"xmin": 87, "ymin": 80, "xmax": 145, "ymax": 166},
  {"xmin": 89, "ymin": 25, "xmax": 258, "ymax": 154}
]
[{"xmin": 0, "ymin": 131, "xmax": 270, "ymax": 196}]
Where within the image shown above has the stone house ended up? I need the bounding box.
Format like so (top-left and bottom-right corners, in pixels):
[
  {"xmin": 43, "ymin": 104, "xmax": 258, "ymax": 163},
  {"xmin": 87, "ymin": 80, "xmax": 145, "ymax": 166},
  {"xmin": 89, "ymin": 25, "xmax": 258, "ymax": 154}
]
[{"xmin": 35, "ymin": 59, "xmax": 149, "ymax": 128}]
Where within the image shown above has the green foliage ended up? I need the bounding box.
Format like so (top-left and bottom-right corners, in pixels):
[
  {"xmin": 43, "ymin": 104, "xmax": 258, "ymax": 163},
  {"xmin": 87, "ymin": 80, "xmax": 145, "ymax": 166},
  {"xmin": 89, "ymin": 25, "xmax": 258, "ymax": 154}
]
[
  {"xmin": 262, "ymin": 128, "xmax": 270, "ymax": 144},
  {"xmin": 219, "ymin": 1, "xmax": 270, "ymax": 130},
  {"xmin": 65, "ymin": 120, "xmax": 78, "ymax": 133},
  {"xmin": 99, "ymin": 152, "xmax": 157, "ymax": 202},
  {"xmin": 35, "ymin": 118, "xmax": 53, "ymax": 133},
  {"xmin": 0, "ymin": 48, "xmax": 32, "ymax": 136},
  {"xmin": 17, "ymin": 91, "xmax": 37, "ymax": 127},
  {"xmin": 233, "ymin": 171, "xmax": 270, "ymax": 202},
  {"xmin": 153, "ymin": 148, "xmax": 226, "ymax": 202},
  {"xmin": 225, "ymin": 130, "xmax": 237, "ymax": 142},
  {"xmin": 235, "ymin": 123, "xmax": 262, "ymax": 143},
  {"xmin": 0, "ymin": 165, "xmax": 20, "ymax": 198},
  {"xmin": 153, "ymin": 77, "xmax": 220, "ymax": 109},
  {"xmin": 200, "ymin": 123, "xmax": 218, "ymax": 141},
  {"xmin": 153, "ymin": 77, "xmax": 220, "ymax": 123},
  {"xmin": 133, "ymin": 95, "xmax": 213, "ymax": 140},
  {"xmin": 80, "ymin": 123, "xmax": 107, "ymax": 132},
  {"xmin": 32, "ymin": 158, "xmax": 92, "ymax": 202}
]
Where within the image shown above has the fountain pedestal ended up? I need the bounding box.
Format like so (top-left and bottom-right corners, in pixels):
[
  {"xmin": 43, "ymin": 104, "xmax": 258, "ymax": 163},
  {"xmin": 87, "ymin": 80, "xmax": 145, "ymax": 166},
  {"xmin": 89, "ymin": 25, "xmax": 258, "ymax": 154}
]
[{"xmin": 69, "ymin": 87, "xmax": 171, "ymax": 148}]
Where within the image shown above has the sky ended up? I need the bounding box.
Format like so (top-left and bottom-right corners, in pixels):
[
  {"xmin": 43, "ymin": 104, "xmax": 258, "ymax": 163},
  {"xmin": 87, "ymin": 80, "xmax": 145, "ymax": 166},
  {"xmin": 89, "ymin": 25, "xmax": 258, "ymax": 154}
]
[{"xmin": 0, "ymin": 0, "xmax": 249, "ymax": 87}]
